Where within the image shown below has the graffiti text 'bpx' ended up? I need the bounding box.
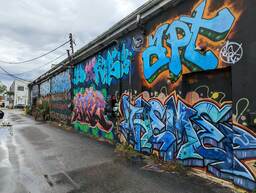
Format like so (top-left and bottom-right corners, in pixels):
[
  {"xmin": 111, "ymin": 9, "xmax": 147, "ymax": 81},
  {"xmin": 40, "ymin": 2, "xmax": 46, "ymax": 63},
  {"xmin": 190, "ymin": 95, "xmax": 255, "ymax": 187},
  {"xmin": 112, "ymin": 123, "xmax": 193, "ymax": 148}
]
[{"xmin": 142, "ymin": 0, "xmax": 235, "ymax": 83}]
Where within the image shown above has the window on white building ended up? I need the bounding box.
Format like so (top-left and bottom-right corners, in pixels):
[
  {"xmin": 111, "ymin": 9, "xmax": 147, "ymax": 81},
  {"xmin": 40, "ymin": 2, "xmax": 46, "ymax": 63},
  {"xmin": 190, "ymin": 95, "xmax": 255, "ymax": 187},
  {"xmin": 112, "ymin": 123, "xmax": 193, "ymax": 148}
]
[{"xmin": 17, "ymin": 86, "xmax": 24, "ymax": 91}]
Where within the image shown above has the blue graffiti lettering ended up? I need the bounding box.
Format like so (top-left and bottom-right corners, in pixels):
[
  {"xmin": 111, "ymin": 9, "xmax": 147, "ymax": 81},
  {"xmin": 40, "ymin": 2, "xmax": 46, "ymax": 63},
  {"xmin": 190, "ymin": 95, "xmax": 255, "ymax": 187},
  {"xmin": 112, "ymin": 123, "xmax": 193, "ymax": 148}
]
[
  {"xmin": 40, "ymin": 80, "xmax": 50, "ymax": 97},
  {"xmin": 94, "ymin": 43, "xmax": 132, "ymax": 86},
  {"xmin": 120, "ymin": 94, "xmax": 256, "ymax": 184},
  {"xmin": 142, "ymin": 0, "xmax": 235, "ymax": 83},
  {"xmin": 51, "ymin": 70, "xmax": 71, "ymax": 93},
  {"xmin": 73, "ymin": 64, "xmax": 86, "ymax": 86}
]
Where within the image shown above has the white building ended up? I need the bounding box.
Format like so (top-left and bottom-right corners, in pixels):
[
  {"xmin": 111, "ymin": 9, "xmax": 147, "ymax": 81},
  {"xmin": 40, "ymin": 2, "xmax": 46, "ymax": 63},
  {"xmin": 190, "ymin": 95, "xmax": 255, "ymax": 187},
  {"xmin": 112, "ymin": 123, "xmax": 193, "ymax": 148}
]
[
  {"xmin": 10, "ymin": 80, "xmax": 30, "ymax": 107},
  {"xmin": 0, "ymin": 93, "xmax": 4, "ymax": 107}
]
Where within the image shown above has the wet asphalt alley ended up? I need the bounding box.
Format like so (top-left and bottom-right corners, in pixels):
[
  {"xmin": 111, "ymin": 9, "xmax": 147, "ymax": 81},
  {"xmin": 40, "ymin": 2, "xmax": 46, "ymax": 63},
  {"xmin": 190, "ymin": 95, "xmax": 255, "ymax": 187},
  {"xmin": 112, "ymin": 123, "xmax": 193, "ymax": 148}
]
[{"xmin": 0, "ymin": 109, "xmax": 235, "ymax": 193}]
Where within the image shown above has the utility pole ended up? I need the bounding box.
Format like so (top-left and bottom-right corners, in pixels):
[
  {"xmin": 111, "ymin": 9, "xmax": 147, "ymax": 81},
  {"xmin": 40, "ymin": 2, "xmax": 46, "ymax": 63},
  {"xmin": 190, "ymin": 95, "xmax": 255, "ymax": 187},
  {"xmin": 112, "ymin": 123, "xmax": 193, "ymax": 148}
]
[
  {"xmin": 69, "ymin": 33, "xmax": 74, "ymax": 55},
  {"xmin": 67, "ymin": 33, "xmax": 75, "ymax": 125},
  {"xmin": 67, "ymin": 32, "xmax": 75, "ymax": 68},
  {"xmin": 66, "ymin": 49, "xmax": 71, "ymax": 63}
]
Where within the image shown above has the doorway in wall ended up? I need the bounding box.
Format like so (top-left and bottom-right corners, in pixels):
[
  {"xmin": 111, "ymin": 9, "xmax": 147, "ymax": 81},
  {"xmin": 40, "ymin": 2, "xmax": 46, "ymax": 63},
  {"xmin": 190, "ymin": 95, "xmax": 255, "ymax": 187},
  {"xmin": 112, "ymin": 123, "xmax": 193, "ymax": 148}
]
[
  {"xmin": 181, "ymin": 67, "xmax": 232, "ymax": 105},
  {"xmin": 180, "ymin": 66, "xmax": 234, "ymax": 181}
]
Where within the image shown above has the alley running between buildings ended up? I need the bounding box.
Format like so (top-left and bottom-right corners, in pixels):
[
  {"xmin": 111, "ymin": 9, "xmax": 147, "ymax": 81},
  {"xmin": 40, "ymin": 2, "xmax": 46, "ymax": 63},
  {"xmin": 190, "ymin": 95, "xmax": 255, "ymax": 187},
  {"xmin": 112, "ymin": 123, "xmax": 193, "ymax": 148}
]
[{"xmin": 0, "ymin": 109, "xmax": 234, "ymax": 193}]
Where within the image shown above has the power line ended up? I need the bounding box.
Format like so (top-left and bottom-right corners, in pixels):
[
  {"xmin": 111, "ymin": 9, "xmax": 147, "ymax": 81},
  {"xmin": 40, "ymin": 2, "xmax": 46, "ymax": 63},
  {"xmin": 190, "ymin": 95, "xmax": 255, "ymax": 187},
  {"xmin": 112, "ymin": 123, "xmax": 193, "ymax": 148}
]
[
  {"xmin": 0, "ymin": 53, "xmax": 67, "ymax": 81},
  {"xmin": 0, "ymin": 33, "xmax": 75, "ymax": 82},
  {"xmin": 0, "ymin": 40, "xmax": 69, "ymax": 64},
  {"xmin": 13, "ymin": 53, "xmax": 66, "ymax": 75},
  {"xmin": 0, "ymin": 65, "xmax": 31, "ymax": 82}
]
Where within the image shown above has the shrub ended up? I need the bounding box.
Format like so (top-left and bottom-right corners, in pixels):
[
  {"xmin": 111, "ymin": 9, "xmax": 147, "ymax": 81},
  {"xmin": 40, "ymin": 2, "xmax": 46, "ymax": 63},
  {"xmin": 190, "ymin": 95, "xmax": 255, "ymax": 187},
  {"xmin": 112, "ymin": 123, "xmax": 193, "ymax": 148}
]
[
  {"xmin": 24, "ymin": 105, "xmax": 32, "ymax": 115},
  {"xmin": 35, "ymin": 100, "xmax": 50, "ymax": 121}
]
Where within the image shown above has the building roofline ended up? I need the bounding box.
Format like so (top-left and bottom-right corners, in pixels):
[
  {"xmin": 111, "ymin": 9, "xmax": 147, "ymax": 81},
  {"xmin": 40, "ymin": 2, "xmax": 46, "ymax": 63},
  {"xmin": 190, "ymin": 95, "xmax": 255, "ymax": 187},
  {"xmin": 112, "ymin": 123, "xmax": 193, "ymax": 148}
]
[{"xmin": 29, "ymin": 0, "xmax": 183, "ymax": 86}]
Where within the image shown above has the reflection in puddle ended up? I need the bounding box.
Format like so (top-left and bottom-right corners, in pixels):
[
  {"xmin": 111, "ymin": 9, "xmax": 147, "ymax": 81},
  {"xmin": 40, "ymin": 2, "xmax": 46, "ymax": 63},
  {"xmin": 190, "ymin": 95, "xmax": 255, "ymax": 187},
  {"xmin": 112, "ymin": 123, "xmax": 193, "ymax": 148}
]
[
  {"xmin": 0, "ymin": 127, "xmax": 13, "ymax": 138},
  {"xmin": 0, "ymin": 131, "xmax": 12, "ymax": 169}
]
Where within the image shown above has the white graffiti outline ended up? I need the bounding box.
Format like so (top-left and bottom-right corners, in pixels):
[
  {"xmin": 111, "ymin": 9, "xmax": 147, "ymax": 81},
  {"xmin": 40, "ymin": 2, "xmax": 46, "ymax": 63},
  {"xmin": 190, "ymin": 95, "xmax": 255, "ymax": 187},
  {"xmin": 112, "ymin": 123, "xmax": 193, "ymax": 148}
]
[
  {"xmin": 234, "ymin": 98, "xmax": 250, "ymax": 123},
  {"xmin": 220, "ymin": 41, "xmax": 243, "ymax": 64},
  {"xmin": 132, "ymin": 33, "xmax": 144, "ymax": 51}
]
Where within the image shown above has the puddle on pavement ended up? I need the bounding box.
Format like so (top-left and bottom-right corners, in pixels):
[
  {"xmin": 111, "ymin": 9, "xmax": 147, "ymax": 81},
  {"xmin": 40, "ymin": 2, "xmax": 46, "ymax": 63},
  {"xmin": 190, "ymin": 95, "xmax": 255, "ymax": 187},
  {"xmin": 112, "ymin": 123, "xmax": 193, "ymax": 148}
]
[{"xmin": 0, "ymin": 127, "xmax": 14, "ymax": 139}]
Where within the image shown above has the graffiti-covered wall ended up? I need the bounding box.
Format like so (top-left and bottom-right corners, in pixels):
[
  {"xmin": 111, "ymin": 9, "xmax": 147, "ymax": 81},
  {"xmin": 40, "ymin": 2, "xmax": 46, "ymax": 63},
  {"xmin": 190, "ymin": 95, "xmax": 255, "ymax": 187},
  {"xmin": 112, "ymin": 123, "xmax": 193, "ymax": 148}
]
[
  {"xmin": 34, "ymin": 69, "xmax": 72, "ymax": 123},
  {"xmin": 69, "ymin": 0, "xmax": 256, "ymax": 189},
  {"xmin": 50, "ymin": 69, "xmax": 72, "ymax": 123},
  {"xmin": 51, "ymin": 69, "xmax": 71, "ymax": 94},
  {"xmin": 29, "ymin": 0, "xmax": 256, "ymax": 190},
  {"xmin": 115, "ymin": 0, "xmax": 255, "ymax": 191},
  {"xmin": 71, "ymin": 38, "xmax": 135, "ymax": 142},
  {"xmin": 39, "ymin": 80, "xmax": 50, "ymax": 97},
  {"xmin": 31, "ymin": 84, "xmax": 39, "ymax": 106}
]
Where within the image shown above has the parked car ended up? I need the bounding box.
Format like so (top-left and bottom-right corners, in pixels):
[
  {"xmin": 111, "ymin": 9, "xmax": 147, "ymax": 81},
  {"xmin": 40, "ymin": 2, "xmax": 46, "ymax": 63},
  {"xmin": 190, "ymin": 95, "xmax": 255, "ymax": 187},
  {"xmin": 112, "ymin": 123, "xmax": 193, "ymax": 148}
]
[
  {"xmin": 0, "ymin": 102, "xmax": 5, "ymax": 107},
  {"xmin": 0, "ymin": 110, "xmax": 4, "ymax": 119},
  {"xmin": 14, "ymin": 104, "xmax": 25, "ymax": 109}
]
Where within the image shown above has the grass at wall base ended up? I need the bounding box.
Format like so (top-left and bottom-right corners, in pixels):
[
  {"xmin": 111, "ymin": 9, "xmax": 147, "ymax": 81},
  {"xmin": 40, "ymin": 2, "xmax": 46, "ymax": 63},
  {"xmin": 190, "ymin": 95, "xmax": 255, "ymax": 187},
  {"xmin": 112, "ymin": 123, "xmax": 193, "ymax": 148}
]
[
  {"xmin": 115, "ymin": 143, "xmax": 188, "ymax": 175},
  {"xmin": 73, "ymin": 121, "xmax": 115, "ymax": 143},
  {"xmin": 34, "ymin": 100, "xmax": 50, "ymax": 121}
]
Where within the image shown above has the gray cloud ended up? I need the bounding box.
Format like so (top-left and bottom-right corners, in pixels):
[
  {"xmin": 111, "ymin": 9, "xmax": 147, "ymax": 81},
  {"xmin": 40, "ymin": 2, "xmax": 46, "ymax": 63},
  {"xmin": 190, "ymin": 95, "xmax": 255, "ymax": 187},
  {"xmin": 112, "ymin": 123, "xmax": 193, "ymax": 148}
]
[{"xmin": 0, "ymin": 0, "xmax": 148, "ymax": 87}]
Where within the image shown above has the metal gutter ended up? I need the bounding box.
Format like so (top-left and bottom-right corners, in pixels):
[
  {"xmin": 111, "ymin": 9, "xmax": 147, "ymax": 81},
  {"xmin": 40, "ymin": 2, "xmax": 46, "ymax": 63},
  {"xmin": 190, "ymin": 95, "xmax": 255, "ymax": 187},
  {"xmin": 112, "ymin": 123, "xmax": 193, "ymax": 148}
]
[{"xmin": 29, "ymin": 0, "xmax": 183, "ymax": 86}]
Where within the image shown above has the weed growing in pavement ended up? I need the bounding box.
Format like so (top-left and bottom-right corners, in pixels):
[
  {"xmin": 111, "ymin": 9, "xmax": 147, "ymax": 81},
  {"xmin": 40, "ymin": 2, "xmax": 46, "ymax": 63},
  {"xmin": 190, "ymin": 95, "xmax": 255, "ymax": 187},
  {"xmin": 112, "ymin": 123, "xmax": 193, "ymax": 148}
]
[
  {"xmin": 115, "ymin": 143, "xmax": 145, "ymax": 161},
  {"xmin": 158, "ymin": 160, "xmax": 189, "ymax": 175}
]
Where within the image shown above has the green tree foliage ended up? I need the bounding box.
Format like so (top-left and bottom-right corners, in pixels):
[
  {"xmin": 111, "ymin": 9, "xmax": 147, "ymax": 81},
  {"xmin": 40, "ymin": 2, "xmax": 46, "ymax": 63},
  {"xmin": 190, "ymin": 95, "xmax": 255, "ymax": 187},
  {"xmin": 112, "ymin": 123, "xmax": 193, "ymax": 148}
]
[{"xmin": 0, "ymin": 81, "xmax": 7, "ymax": 94}]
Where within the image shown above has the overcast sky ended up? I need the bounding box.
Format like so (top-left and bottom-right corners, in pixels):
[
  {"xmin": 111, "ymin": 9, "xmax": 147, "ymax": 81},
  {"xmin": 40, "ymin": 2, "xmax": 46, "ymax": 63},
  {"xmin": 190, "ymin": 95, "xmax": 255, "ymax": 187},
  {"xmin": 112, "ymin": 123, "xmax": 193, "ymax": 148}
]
[{"xmin": 0, "ymin": 0, "xmax": 148, "ymax": 88}]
